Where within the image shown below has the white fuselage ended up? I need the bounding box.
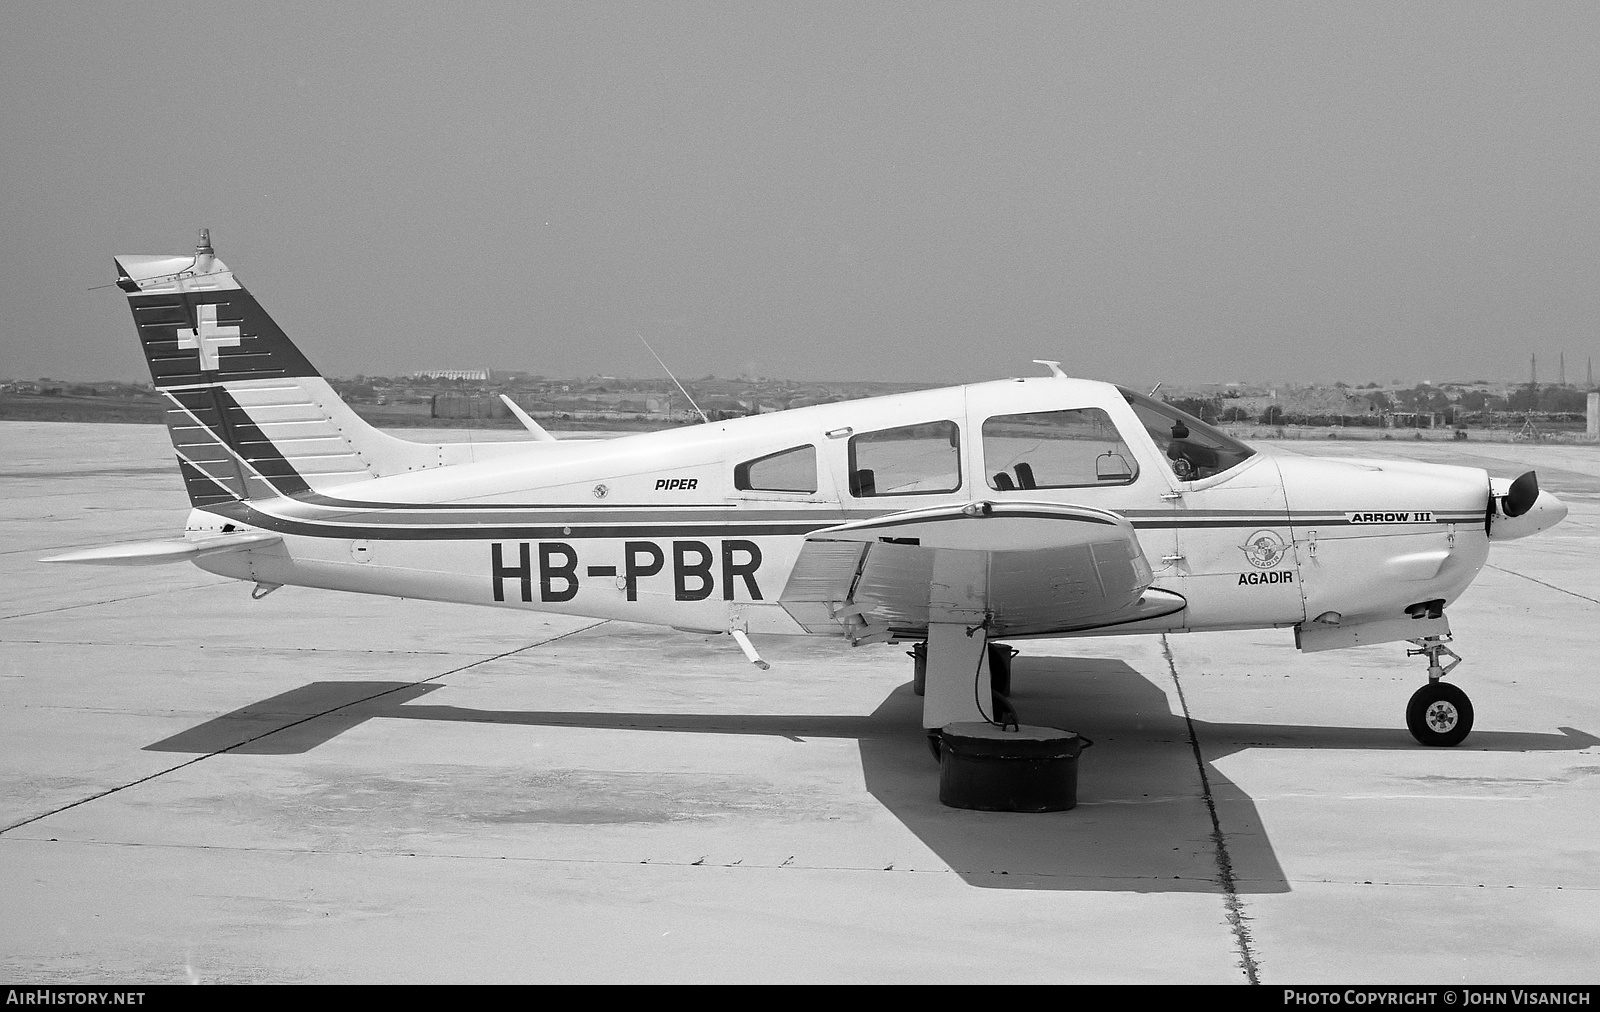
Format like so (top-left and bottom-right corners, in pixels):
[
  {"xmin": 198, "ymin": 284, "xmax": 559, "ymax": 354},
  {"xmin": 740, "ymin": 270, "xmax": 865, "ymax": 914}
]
[{"xmin": 186, "ymin": 376, "xmax": 1502, "ymax": 643}]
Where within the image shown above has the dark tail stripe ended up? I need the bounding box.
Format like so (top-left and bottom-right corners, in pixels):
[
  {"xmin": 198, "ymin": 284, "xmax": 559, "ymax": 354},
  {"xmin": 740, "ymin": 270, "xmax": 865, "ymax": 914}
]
[
  {"xmin": 178, "ymin": 459, "xmax": 242, "ymax": 507},
  {"xmin": 162, "ymin": 386, "xmax": 311, "ymax": 503},
  {"xmin": 129, "ymin": 280, "xmax": 324, "ymax": 508},
  {"xmin": 131, "ymin": 290, "xmax": 317, "ymax": 389}
]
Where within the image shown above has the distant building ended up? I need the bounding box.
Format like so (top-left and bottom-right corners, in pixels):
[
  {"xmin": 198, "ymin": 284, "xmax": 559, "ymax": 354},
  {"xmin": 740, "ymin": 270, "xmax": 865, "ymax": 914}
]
[
  {"xmin": 413, "ymin": 369, "xmax": 490, "ymax": 382},
  {"xmin": 430, "ymin": 391, "xmax": 508, "ymax": 419}
]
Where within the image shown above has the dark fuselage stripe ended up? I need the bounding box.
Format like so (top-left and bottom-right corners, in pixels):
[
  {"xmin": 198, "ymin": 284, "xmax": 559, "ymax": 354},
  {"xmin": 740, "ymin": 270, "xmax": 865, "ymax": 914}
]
[
  {"xmin": 209, "ymin": 500, "xmax": 1485, "ymax": 542},
  {"xmin": 209, "ymin": 501, "xmax": 830, "ymax": 540}
]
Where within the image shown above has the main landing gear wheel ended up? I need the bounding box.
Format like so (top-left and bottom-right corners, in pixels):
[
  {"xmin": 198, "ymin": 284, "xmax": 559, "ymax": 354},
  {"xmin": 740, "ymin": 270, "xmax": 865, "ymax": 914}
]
[
  {"xmin": 910, "ymin": 642, "xmax": 927, "ymax": 696},
  {"xmin": 1406, "ymin": 681, "xmax": 1474, "ymax": 747}
]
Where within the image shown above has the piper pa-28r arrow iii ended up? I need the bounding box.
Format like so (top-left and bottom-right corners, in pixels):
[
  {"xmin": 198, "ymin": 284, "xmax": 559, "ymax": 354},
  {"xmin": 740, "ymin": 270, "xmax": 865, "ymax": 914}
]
[{"xmin": 48, "ymin": 232, "xmax": 1568, "ymax": 765}]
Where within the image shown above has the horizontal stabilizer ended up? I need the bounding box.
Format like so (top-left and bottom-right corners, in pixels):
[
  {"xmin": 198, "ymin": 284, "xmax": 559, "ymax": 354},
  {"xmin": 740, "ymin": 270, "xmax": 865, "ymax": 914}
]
[{"xmin": 42, "ymin": 531, "xmax": 281, "ymax": 567}]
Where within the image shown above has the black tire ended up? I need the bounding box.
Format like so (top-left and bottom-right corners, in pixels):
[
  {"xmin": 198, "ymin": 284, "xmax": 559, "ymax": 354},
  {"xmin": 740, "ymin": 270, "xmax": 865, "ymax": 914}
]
[
  {"xmin": 1406, "ymin": 681, "xmax": 1474, "ymax": 747},
  {"xmin": 910, "ymin": 642, "xmax": 927, "ymax": 697}
]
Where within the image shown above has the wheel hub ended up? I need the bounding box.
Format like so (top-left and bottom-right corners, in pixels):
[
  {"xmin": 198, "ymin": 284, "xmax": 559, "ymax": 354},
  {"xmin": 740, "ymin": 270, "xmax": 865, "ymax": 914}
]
[{"xmin": 1425, "ymin": 701, "xmax": 1459, "ymax": 732}]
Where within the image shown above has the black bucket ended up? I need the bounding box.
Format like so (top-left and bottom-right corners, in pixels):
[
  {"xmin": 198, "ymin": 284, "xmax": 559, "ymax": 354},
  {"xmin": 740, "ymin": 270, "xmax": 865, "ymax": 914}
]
[{"xmin": 937, "ymin": 722, "xmax": 1092, "ymax": 812}]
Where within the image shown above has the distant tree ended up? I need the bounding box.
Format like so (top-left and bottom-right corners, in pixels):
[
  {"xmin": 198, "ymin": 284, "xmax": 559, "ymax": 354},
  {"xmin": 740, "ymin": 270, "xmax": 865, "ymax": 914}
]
[
  {"xmin": 1169, "ymin": 396, "xmax": 1223, "ymax": 423},
  {"xmin": 1396, "ymin": 385, "xmax": 1450, "ymax": 412},
  {"xmin": 1538, "ymin": 387, "xmax": 1587, "ymax": 413},
  {"xmin": 1259, "ymin": 405, "xmax": 1285, "ymax": 425},
  {"xmin": 1508, "ymin": 385, "xmax": 1540, "ymax": 412},
  {"xmin": 1458, "ymin": 391, "xmax": 1510, "ymax": 412}
]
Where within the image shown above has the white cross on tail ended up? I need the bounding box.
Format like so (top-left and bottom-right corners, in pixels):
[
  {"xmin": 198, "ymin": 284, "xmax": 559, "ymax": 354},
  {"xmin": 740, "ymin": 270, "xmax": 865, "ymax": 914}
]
[{"xmin": 176, "ymin": 304, "xmax": 241, "ymax": 371}]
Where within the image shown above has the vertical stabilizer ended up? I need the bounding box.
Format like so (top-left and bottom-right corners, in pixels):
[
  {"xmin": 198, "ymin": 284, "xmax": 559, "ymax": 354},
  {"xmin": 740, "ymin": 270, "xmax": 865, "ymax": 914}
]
[{"xmin": 115, "ymin": 232, "xmax": 473, "ymax": 507}]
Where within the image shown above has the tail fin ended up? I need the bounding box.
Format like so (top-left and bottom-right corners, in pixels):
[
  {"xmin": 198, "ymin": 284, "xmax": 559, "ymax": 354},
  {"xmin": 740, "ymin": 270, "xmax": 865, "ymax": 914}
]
[{"xmin": 116, "ymin": 230, "xmax": 458, "ymax": 507}]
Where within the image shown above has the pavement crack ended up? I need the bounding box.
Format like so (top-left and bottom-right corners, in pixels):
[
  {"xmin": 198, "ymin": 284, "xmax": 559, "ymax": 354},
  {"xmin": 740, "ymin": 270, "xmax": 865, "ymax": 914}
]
[
  {"xmin": 1163, "ymin": 633, "xmax": 1261, "ymax": 985},
  {"xmin": 1485, "ymin": 564, "xmax": 1600, "ymax": 606},
  {"xmin": 0, "ymin": 620, "xmax": 608, "ymax": 837},
  {"xmin": 0, "ymin": 637, "xmax": 471, "ymax": 656},
  {"xmin": 0, "ymin": 579, "xmax": 233, "ymax": 621}
]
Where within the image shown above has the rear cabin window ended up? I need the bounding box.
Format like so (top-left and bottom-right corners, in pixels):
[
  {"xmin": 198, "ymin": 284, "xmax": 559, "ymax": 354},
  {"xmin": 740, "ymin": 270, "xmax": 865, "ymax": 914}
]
[
  {"xmin": 848, "ymin": 421, "xmax": 962, "ymax": 497},
  {"xmin": 735, "ymin": 444, "xmax": 818, "ymax": 493},
  {"xmin": 981, "ymin": 408, "xmax": 1138, "ymax": 489}
]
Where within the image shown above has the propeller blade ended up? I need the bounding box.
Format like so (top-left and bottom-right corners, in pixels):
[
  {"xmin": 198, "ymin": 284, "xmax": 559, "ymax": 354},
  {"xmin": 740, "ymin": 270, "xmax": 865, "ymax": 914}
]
[{"xmin": 1503, "ymin": 470, "xmax": 1539, "ymax": 518}]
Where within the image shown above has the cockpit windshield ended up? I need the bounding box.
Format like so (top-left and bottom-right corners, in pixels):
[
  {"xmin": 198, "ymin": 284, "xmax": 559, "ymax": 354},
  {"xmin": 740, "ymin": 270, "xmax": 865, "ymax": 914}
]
[{"xmin": 1118, "ymin": 387, "xmax": 1256, "ymax": 481}]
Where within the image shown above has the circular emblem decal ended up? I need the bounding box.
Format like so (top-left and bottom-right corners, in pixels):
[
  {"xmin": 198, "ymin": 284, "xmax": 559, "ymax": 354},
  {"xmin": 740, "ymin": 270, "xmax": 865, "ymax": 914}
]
[
  {"xmin": 1240, "ymin": 530, "xmax": 1288, "ymax": 569},
  {"xmin": 592, "ymin": 483, "xmax": 610, "ymax": 499}
]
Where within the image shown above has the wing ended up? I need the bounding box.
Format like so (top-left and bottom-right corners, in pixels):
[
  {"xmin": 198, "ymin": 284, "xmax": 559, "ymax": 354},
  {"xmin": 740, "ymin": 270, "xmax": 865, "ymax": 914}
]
[{"xmin": 778, "ymin": 501, "xmax": 1185, "ymax": 641}]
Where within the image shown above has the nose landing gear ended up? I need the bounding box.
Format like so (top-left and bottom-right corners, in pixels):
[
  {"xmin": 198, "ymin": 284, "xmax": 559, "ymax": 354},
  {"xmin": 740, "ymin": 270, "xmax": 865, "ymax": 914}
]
[{"xmin": 1404, "ymin": 635, "xmax": 1473, "ymax": 746}]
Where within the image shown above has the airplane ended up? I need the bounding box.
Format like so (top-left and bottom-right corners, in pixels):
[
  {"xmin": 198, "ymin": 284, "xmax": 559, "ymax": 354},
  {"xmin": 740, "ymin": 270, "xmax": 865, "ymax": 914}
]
[{"xmin": 46, "ymin": 231, "xmax": 1569, "ymax": 772}]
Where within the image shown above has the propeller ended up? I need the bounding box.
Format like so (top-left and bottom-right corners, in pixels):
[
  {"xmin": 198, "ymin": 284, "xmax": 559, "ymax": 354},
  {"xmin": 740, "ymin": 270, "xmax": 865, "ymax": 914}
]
[
  {"xmin": 1486, "ymin": 470, "xmax": 1539, "ymax": 533},
  {"xmin": 1503, "ymin": 471, "xmax": 1539, "ymax": 518}
]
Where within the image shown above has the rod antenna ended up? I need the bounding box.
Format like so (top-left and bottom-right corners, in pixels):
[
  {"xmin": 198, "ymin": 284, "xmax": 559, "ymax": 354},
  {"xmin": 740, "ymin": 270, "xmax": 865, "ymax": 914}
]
[{"xmin": 637, "ymin": 331, "xmax": 710, "ymax": 424}]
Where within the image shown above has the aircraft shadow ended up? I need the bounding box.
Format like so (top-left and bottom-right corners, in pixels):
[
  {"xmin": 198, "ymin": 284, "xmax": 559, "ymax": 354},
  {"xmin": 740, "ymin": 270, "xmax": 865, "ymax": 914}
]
[{"xmin": 145, "ymin": 660, "xmax": 1599, "ymax": 894}]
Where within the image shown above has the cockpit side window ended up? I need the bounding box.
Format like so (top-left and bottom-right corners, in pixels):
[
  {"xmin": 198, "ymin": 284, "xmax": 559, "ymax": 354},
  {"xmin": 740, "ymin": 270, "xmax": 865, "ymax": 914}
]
[
  {"xmin": 847, "ymin": 420, "xmax": 961, "ymax": 497},
  {"xmin": 1119, "ymin": 387, "xmax": 1256, "ymax": 481},
  {"xmin": 735, "ymin": 444, "xmax": 817, "ymax": 493},
  {"xmin": 981, "ymin": 408, "xmax": 1138, "ymax": 490}
]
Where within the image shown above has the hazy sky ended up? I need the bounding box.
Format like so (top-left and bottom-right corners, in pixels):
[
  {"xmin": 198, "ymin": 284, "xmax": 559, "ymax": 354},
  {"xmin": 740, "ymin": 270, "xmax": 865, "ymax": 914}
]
[{"xmin": 5, "ymin": 2, "xmax": 1600, "ymax": 387}]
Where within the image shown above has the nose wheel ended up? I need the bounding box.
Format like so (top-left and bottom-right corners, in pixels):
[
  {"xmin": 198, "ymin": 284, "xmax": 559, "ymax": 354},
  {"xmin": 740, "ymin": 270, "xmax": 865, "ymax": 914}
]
[{"xmin": 1404, "ymin": 635, "xmax": 1473, "ymax": 747}]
